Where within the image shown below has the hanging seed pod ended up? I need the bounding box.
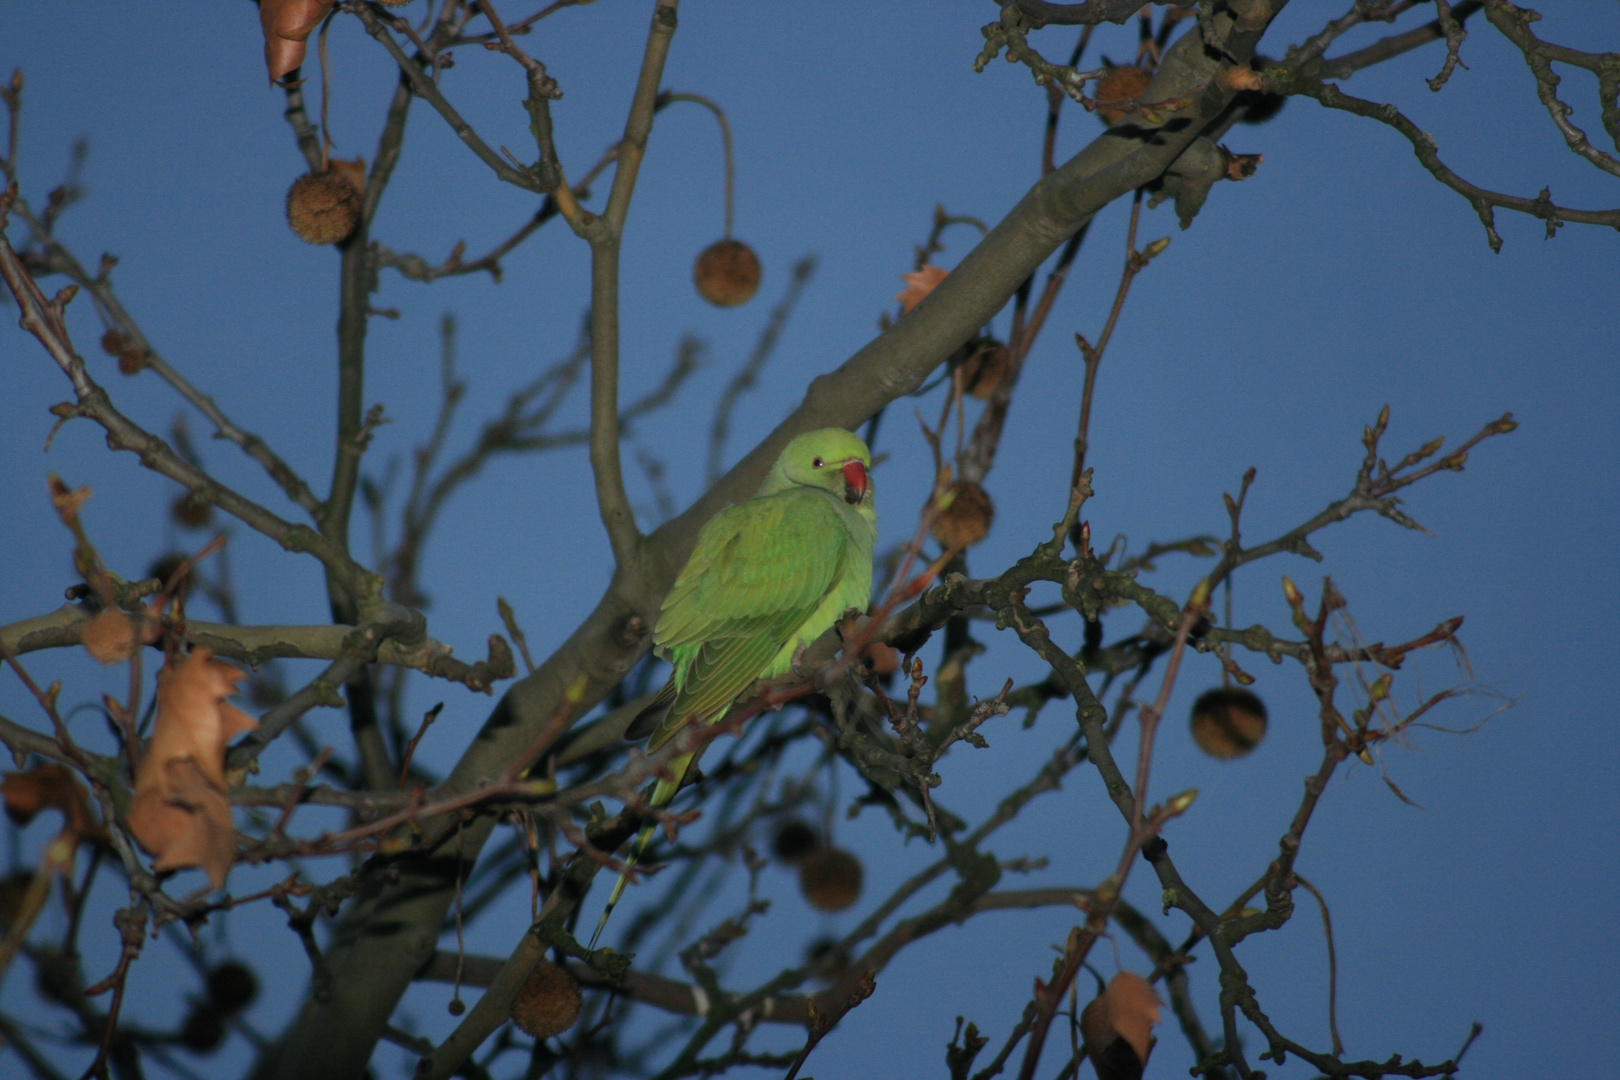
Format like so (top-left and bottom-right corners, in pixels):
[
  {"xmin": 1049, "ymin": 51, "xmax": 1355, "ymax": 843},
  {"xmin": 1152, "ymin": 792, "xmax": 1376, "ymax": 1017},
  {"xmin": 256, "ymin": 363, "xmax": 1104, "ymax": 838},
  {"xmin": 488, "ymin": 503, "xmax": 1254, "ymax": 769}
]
[
  {"xmin": 805, "ymin": 936, "xmax": 851, "ymax": 981},
  {"xmin": 1190, "ymin": 687, "xmax": 1268, "ymax": 759},
  {"xmin": 961, "ymin": 338, "xmax": 1010, "ymax": 400},
  {"xmin": 206, "ymin": 961, "xmax": 259, "ymax": 1014},
  {"xmin": 171, "ymin": 491, "xmax": 213, "ymax": 529},
  {"xmin": 772, "ymin": 820, "xmax": 821, "ymax": 864},
  {"xmin": 147, "ymin": 552, "xmax": 194, "ymax": 601},
  {"xmin": 286, "ymin": 170, "xmax": 361, "ymax": 245},
  {"xmin": 694, "ymin": 238, "xmax": 762, "ymax": 307},
  {"xmin": 509, "ymin": 960, "xmax": 582, "ymax": 1038},
  {"xmin": 798, "ymin": 847, "xmax": 863, "ymax": 912},
  {"xmin": 179, "ymin": 1004, "xmax": 227, "ymax": 1053},
  {"xmin": 931, "ymin": 481, "xmax": 995, "ymax": 551}
]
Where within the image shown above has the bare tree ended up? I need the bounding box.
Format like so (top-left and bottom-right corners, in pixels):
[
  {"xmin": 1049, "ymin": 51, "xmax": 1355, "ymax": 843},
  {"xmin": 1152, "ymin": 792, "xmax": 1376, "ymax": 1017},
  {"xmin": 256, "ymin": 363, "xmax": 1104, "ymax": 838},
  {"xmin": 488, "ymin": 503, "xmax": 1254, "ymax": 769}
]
[{"xmin": 1, "ymin": 3, "xmax": 1613, "ymax": 1079}]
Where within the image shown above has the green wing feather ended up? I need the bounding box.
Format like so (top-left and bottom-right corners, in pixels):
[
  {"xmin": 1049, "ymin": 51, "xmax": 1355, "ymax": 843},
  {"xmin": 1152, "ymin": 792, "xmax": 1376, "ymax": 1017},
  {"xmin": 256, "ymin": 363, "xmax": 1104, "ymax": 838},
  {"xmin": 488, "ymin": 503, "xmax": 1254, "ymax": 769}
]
[
  {"xmin": 592, "ymin": 461, "xmax": 872, "ymax": 950},
  {"xmin": 644, "ymin": 488, "xmax": 849, "ymax": 749}
]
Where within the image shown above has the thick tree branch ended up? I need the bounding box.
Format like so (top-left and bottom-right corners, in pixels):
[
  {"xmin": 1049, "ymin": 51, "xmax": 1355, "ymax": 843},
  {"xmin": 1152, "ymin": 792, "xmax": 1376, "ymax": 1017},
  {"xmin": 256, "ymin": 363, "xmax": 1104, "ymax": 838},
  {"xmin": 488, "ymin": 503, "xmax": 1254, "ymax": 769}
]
[
  {"xmin": 256, "ymin": 9, "xmax": 1273, "ymax": 1075},
  {"xmin": 1011, "ymin": 0, "xmax": 1156, "ymax": 29}
]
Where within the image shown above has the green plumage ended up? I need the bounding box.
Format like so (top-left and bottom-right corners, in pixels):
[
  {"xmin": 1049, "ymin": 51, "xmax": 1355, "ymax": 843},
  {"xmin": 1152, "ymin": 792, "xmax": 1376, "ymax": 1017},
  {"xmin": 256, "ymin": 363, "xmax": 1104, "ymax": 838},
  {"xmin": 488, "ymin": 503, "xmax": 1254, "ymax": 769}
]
[{"xmin": 589, "ymin": 429, "xmax": 877, "ymax": 948}]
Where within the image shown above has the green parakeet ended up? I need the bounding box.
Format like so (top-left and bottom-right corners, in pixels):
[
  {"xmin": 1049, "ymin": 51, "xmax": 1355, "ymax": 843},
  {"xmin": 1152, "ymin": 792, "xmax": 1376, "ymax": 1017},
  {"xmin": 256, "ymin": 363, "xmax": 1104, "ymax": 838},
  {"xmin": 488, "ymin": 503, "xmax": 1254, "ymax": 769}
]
[{"xmin": 589, "ymin": 428, "xmax": 878, "ymax": 947}]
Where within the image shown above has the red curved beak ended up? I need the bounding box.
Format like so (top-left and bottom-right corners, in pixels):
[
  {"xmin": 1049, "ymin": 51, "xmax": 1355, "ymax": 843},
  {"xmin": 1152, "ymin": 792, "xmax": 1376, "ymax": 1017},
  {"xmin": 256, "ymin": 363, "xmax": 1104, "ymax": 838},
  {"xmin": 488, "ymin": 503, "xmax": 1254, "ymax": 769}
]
[{"xmin": 841, "ymin": 459, "xmax": 869, "ymax": 504}]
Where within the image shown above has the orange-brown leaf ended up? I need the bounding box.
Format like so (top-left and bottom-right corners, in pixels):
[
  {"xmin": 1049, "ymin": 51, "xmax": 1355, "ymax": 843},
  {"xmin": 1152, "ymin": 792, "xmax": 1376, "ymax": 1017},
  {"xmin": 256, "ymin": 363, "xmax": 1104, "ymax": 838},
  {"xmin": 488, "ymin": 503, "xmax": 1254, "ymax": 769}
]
[
  {"xmin": 1221, "ymin": 146, "xmax": 1264, "ymax": 181},
  {"xmin": 144, "ymin": 649, "xmax": 256, "ymax": 791},
  {"xmin": 1080, "ymin": 972, "xmax": 1162, "ymax": 1080},
  {"xmin": 126, "ymin": 649, "xmax": 256, "ymax": 888},
  {"xmin": 47, "ymin": 475, "xmax": 91, "ymax": 522},
  {"xmin": 895, "ymin": 264, "xmax": 948, "ymax": 314},
  {"xmin": 2, "ymin": 764, "xmax": 105, "ymax": 846},
  {"xmin": 126, "ymin": 761, "xmax": 236, "ymax": 889},
  {"xmin": 260, "ymin": 0, "xmax": 337, "ymax": 84}
]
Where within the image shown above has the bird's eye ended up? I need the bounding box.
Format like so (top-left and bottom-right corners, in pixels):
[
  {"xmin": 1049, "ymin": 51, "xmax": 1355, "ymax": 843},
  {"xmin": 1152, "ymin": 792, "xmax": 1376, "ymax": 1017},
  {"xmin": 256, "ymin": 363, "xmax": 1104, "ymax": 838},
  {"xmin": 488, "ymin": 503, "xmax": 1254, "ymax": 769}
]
[{"xmin": 811, "ymin": 457, "xmax": 824, "ymax": 468}]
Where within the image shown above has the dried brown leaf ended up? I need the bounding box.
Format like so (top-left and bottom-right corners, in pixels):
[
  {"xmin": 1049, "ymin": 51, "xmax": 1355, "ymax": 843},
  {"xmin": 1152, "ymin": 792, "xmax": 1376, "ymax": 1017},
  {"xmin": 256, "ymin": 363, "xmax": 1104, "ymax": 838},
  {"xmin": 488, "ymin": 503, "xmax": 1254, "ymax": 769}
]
[
  {"xmin": 260, "ymin": 0, "xmax": 338, "ymax": 85},
  {"xmin": 127, "ymin": 761, "xmax": 236, "ymax": 888},
  {"xmin": 126, "ymin": 649, "xmax": 257, "ymax": 888},
  {"xmin": 47, "ymin": 475, "xmax": 90, "ymax": 521},
  {"xmin": 2, "ymin": 764, "xmax": 105, "ymax": 846},
  {"xmin": 145, "ymin": 648, "xmax": 256, "ymax": 790},
  {"xmin": 1221, "ymin": 146, "xmax": 1264, "ymax": 181},
  {"xmin": 1080, "ymin": 971, "xmax": 1161, "ymax": 1080},
  {"xmin": 895, "ymin": 264, "xmax": 948, "ymax": 314}
]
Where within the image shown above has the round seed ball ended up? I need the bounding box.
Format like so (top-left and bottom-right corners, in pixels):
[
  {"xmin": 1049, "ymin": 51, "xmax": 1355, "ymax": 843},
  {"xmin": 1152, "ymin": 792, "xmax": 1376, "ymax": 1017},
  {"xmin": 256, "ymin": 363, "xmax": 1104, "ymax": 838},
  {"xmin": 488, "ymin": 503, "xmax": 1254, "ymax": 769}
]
[
  {"xmin": 931, "ymin": 481, "xmax": 995, "ymax": 551},
  {"xmin": 509, "ymin": 960, "xmax": 582, "ymax": 1039},
  {"xmin": 798, "ymin": 847, "xmax": 863, "ymax": 913},
  {"xmin": 772, "ymin": 820, "xmax": 820, "ymax": 863},
  {"xmin": 694, "ymin": 238, "xmax": 762, "ymax": 307},
  {"xmin": 171, "ymin": 491, "xmax": 213, "ymax": 529},
  {"xmin": 206, "ymin": 961, "xmax": 258, "ymax": 1014},
  {"xmin": 286, "ymin": 171, "xmax": 361, "ymax": 245},
  {"xmin": 1190, "ymin": 687, "xmax": 1268, "ymax": 759},
  {"xmin": 179, "ymin": 1004, "xmax": 227, "ymax": 1053},
  {"xmin": 962, "ymin": 339, "xmax": 1010, "ymax": 400},
  {"xmin": 147, "ymin": 552, "xmax": 193, "ymax": 600}
]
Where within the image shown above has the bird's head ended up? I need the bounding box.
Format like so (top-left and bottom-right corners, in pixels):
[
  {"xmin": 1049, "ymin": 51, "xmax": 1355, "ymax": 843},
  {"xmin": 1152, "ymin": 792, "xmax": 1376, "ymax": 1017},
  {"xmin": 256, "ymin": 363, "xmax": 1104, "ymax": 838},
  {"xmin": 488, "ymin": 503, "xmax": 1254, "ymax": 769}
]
[{"xmin": 764, "ymin": 428, "xmax": 874, "ymax": 507}]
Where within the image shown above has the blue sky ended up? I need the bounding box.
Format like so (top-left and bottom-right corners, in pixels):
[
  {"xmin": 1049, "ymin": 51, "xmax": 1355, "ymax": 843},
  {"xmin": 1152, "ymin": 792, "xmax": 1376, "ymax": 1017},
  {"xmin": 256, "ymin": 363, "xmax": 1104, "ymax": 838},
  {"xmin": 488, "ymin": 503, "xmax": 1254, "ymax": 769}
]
[{"xmin": 3, "ymin": 3, "xmax": 1617, "ymax": 1078}]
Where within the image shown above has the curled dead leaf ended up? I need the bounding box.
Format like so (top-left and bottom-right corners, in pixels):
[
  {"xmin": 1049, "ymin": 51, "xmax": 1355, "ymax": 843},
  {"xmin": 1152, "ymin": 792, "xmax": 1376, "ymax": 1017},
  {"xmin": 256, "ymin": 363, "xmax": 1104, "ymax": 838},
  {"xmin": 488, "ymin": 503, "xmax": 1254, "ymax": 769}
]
[
  {"xmin": 47, "ymin": 475, "xmax": 90, "ymax": 521},
  {"xmin": 895, "ymin": 264, "xmax": 948, "ymax": 314},
  {"xmin": 260, "ymin": 0, "xmax": 338, "ymax": 85},
  {"xmin": 1080, "ymin": 971, "xmax": 1161, "ymax": 1080},
  {"xmin": 127, "ymin": 761, "xmax": 237, "ymax": 887},
  {"xmin": 2, "ymin": 764, "xmax": 105, "ymax": 847},
  {"xmin": 1220, "ymin": 145, "xmax": 1264, "ymax": 181},
  {"xmin": 126, "ymin": 649, "xmax": 257, "ymax": 889}
]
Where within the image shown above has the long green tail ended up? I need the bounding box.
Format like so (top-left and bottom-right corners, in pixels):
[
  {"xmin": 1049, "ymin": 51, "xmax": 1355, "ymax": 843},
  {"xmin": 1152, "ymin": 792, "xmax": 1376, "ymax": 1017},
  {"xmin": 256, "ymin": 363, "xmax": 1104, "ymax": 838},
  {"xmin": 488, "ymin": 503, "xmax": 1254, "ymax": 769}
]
[{"xmin": 587, "ymin": 750, "xmax": 698, "ymax": 950}]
